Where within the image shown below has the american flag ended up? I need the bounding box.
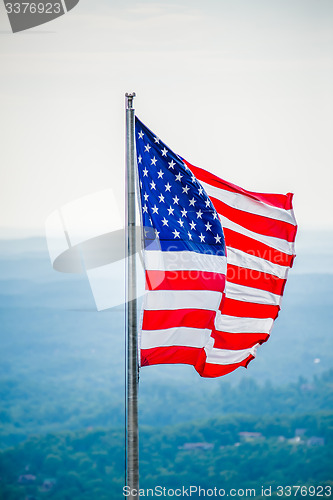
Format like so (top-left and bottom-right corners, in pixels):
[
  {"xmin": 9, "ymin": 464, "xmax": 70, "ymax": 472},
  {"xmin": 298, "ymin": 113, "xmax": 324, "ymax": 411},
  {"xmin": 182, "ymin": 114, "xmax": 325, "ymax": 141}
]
[{"xmin": 135, "ymin": 117, "xmax": 297, "ymax": 377}]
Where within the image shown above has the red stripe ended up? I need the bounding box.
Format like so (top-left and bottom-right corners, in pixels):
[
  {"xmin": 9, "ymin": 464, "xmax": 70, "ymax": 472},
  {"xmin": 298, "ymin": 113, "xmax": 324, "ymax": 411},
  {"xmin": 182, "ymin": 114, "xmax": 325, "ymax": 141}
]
[
  {"xmin": 224, "ymin": 228, "xmax": 295, "ymax": 267},
  {"xmin": 211, "ymin": 197, "xmax": 297, "ymax": 242},
  {"xmin": 141, "ymin": 346, "xmax": 254, "ymax": 378},
  {"xmin": 142, "ymin": 309, "xmax": 215, "ymax": 330},
  {"xmin": 196, "ymin": 350, "xmax": 255, "ymax": 378},
  {"xmin": 211, "ymin": 330, "xmax": 269, "ymax": 350},
  {"xmin": 221, "ymin": 297, "xmax": 280, "ymax": 319},
  {"xmin": 226, "ymin": 264, "xmax": 286, "ymax": 295},
  {"xmin": 146, "ymin": 270, "xmax": 226, "ymax": 292},
  {"xmin": 141, "ymin": 346, "xmax": 202, "ymax": 367},
  {"xmin": 184, "ymin": 159, "xmax": 294, "ymax": 210}
]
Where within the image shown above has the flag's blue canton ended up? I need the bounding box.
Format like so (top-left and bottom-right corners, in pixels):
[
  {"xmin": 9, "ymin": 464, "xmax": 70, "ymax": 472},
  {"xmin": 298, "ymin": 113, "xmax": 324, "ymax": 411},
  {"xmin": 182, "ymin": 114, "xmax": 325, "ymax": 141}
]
[{"xmin": 135, "ymin": 117, "xmax": 225, "ymax": 256}]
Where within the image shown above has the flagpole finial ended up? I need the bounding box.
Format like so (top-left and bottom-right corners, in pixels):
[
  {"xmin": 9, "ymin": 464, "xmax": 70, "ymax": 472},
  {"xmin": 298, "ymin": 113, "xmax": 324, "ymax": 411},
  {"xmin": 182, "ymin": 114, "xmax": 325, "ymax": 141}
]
[{"xmin": 126, "ymin": 92, "xmax": 136, "ymax": 109}]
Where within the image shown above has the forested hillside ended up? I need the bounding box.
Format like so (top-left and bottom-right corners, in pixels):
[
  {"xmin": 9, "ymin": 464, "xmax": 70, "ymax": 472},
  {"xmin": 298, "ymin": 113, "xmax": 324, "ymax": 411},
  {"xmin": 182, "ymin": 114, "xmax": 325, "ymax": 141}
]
[
  {"xmin": 0, "ymin": 412, "xmax": 332, "ymax": 499},
  {"xmin": 1, "ymin": 369, "xmax": 333, "ymax": 449}
]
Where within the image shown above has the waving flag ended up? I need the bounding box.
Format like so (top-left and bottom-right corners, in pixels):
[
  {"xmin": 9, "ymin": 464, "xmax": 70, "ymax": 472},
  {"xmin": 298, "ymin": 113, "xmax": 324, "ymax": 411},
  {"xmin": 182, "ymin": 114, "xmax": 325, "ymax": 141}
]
[
  {"xmin": 135, "ymin": 117, "xmax": 297, "ymax": 378},
  {"xmin": 184, "ymin": 160, "xmax": 297, "ymax": 377}
]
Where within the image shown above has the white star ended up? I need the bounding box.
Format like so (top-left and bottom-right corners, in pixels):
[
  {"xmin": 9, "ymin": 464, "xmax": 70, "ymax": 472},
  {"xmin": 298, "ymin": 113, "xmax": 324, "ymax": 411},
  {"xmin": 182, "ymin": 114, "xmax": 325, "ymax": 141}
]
[
  {"xmin": 189, "ymin": 197, "xmax": 196, "ymax": 206},
  {"xmin": 158, "ymin": 193, "xmax": 165, "ymax": 203},
  {"xmin": 142, "ymin": 205, "xmax": 148, "ymax": 213},
  {"xmin": 161, "ymin": 147, "xmax": 168, "ymax": 157},
  {"xmin": 188, "ymin": 232, "xmax": 193, "ymax": 240},
  {"xmin": 155, "ymin": 229, "xmax": 160, "ymax": 238},
  {"xmin": 181, "ymin": 208, "xmax": 188, "ymax": 218},
  {"xmin": 173, "ymin": 229, "xmax": 180, "ymax": 239},
  {"xmin": 199, "ymin": 233, "xmax": 205, "ymax": 242},
  {"xmin": 177, "ymin": 218, "xmax": 184, "ymax": 228},
  {"xmin": 167, "ymin": 206, "xmax": 175, "ymax": 216},
  {"xmin": 138, "ymin": 130, "xmax": 144, "ymax": 139},
  {"xmin": 173, "ymin": 195, "xmax": 179, "ymax": 205},
  {"xmin": 205, "ymin": 221, "xmax": 212, "ymax": 231},
  {"xmin": 168, "ymin": 160, "xmax": 176, "ymax": 169},
  {"xmin": 144, "ymin": 144, "xmax": 151, "ymax": 152},
  {"xmin": 140, "ymin": 180, "xmax": 143, "ymax": 188},
  {"xmin": 154, "ymin": 136, "xmax": 160, "ymax": 143},
  {"xmin": 152, "ymin": 205, "xmax": 159, "ymax": 214},
  {"xmin": 213, "ymin": 212, "xmax": 218, "ymax": 219},
  {"xmin": 165, "ymin": 182, "xmax": 171, "ymax": 192},
  {"xmin": 150, "ymin": 180, "xmax": 156, "ymax": 190},
  {"xmin": 196, "ymin": 210, "xmax": 203, "ymax": 219},
  {"xmin": 214, "ymin": 234, "xmax": 222, "ymax": 244},
  {"xmin": 151, "ymin": 156, "xmax": 157, "ymax": 166},
  {"xmin": 143, "ymin": 192, "xmax": 149, "ymax": 201},
  {"xmin": 182, "ymin": 185, "xmax": 190, "ymax": 194},
  {"xmin": 189, "ymin": 221, "xmax": 196, "ymax": 230},
  {"xmin": 138, "ymin": 155, "xmax": 142, "ymax": 164},
  {"xmin": 143, "ymin": 167, "xmax": 148, "ymax": 177},
  {"xmin": 157, "ymin": 169, "xmax": 164, "ymax": 179},
  {"xmin": 205, "ymin": 199, "xmax": 210, "ymax": 208},
  {"xmin": 191, "ymin": 174, "xmax": 196, "ymax": 182},
  {"xmin": 162, "ymin": 217, "xmax": 169, "ymax": 226},
  {"xmin": 198, "ymin": 186, "xmax": 203, "ymax": 195},
  {"xmin": 175, "ymin": 173, "xmax": 183, "ymax": 182}
]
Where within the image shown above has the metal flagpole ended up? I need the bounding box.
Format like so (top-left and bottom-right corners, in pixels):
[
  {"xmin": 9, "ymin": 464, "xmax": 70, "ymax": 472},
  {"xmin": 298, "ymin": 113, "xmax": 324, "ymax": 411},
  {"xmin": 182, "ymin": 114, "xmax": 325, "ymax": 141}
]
[{"xmin": 125, "ymin": 92, "xmax": 139, "ymax": 498}]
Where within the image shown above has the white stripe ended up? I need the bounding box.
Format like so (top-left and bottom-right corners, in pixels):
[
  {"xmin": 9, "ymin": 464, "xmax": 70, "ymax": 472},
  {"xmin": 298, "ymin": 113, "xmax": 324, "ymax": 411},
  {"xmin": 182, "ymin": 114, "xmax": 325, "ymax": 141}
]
[
  {"xmin": 141, "ymin": 327, "xmax": 211, "ymax": 349},
  {"xmin": 225, "ymin": 281, "xmax": 281, "ymax": 305},
  {"xmin": 144, "ymin": 289, "xmax": 223, "ymax": 311},
  {"xmin": 219, "ymin": 215, "xmax": 295, "ymax": 255},
  {"xmin": 202, "ymin": 182, "xmax": 296, "ymax": 226},
  {"xmin": 215, "ymin": 313, "xmax": 273, "ymax": 333},
  {"xmin": 205, "ymin": 344, "xmax": 260, "ymax": 365},
  {"xmin": 226, "ymin": 246, "xmax": 289, "ymax": 279},
  {"xmin": 144, "ymin": 250, "xmax": 227, "ymax": 274}
]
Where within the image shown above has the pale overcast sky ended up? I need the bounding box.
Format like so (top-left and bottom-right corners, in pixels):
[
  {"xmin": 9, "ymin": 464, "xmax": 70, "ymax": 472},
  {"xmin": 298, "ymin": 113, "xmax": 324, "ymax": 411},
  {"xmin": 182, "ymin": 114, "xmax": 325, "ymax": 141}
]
[{"xmin": 0, "ymin": 0, "xmax": 332, "ymax": 236}]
